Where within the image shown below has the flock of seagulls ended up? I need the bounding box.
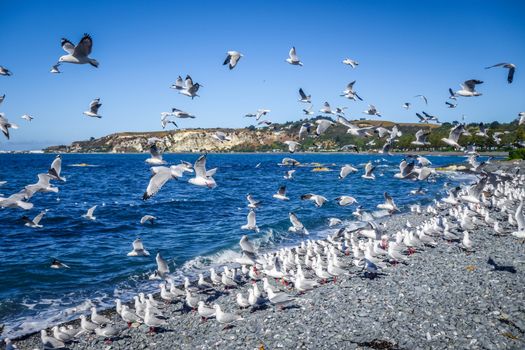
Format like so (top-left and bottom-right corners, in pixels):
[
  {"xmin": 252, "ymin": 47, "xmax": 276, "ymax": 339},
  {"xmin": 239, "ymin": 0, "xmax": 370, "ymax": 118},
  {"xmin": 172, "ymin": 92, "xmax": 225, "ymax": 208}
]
[{"xmin": 1, "ymin": 32, "xmax": 525, "ymax": 349}]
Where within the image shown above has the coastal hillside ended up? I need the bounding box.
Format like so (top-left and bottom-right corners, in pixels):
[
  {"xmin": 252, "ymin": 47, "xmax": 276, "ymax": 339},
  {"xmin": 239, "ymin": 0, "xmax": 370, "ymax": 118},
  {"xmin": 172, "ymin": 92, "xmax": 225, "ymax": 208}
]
[{"xmin": 44, "ymin": 118, "xmax": 524, "ymax": 153}]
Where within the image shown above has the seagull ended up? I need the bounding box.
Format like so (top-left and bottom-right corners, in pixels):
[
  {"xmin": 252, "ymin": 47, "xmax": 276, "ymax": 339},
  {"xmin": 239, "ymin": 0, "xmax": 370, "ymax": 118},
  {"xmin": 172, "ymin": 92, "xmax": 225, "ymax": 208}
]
[
  {"xmin": 241, "ymin": 209, "xmax": 260, "ymax": 232},
  {"xmin": 239, "ymin": 235, "xmax": 256, "ymax": 255},
  {"xmin": 0, "ymin": 191, "xmax": 33, "ymax": 210},
  {"xmin": 153, "ymin": 252, "xmax": 170, "ymax": 279},
  {"xmin": 445, "ymin": 101, "xmax": 457, "ymax": 108},
  {"xmin": 298, "ymin": 88, "xmax": 311, "ymax": 103},
  {"xmin": 0, "ymin": 66, "xmax": 12, "ymax": 76},
  {"xmin": 341, "ymin": 81, "xmax": 363, "ymax": 101},
  {"xmin": 212, "ymin": 131, "xmax": 231, "ymax": 142},
  {"xmin": 519, "ymin": 112, "xmax": 525, "ymax": 125},
  {"xmin": 377, "ymin": 192, "xmax": 399, "ymax": 213},
  {"xmin": 58, "ymin": 34, "xmax": 99, "ymax": 67},
  {"xmin": 145, "ymin": 144, "xmax": 166, "ymax": 165},
  {"xmin": 127, "ymin": 238, "xmax": 150, "ymax": 256},
  {"xmin": 273, "ymin": 185, "xmax": 289, "ymax": 201},
  {"xmin": 363, "ymin": 105, "xmax": 381, "ymax": 117},
  {"xmin": 160, "ymin": 113, "xmax": 178, "ymax": 129},
  {"xmin": 140, "ymin": 215, "xmax": 156, "ymax": 224},
  {"xmin": 284, "ymin": 169, "xmax": 296, "ymax": 180},
  {"xmin": 288, "ymin": 212, "xmax": 308, "ymax": 235},
  {"xmin": 301, "ymin": 193, "xmax": 327, "ymax": 207},
  {"xmin": 403, "ymin": 102, "xmax": 411, "ymax": 110},
  {"xmin": 286, "ymin": 47, "xmax": 303, "ymax": 66},
  {"xmin": 267, "ymin": 288, "xmax": 295, "ymax": 308},
  {"xmin": 50, "ymin": 258, "xmax": 70, "ymax": 269},
  {"xmin": 455, "ymin": 79, "xmax": 483, "ymax": 97},
  {"xmin": 342, "ymin": 58, "xmax": 359, "ymax": 68},
  {"xmin": 22, "ymin": 210, "xmax": 46, "ymax": 228},
  {"xmin": 144, "ymin": 308, "xmax": 166, "ymax": 333},
  {"xmin": 485, "ymin": 63, "xmax": 516, "ymax": 83},
  {"xmin": 48, "ymin": 155, "xmax": 66, "ymax": 182},
  {"xmin": 24, "ymin": 174, "xmax": 58, "ymax": 198},
  {"xmin": 284, "ymin": 140, "xmax": 300, "ymax": 153},
  {"xmin": 475, "ymin": 123, "xmax": 489, "ymax": 137},
  {"xmin": 315, "ymin": 119, "xmax": 334, "ymax": 136},
  {"xmin": 362, "ymin": 161, "xmax": 376, "ymax": 179},
  {"xmin": 91, "ymin": 307, "xmax": 110, "ymax": 325},
  {"xmin": 411, "ymin": 129, "xmax": 431, "ymax": 146},
  {"xmin": 302, "ymin": 105, "xmax": 314, "ymax": 115},
  {"xmin": 82, "ymin": 205, "xmax": 97, "ymax": 220},
  {"xmin": 441, "ymin": 124, "xmax": 465, "ymax": 150},
  {"xmin": 213, "ymin": 304, "xmax": 243, "ymax": 329},
  {"xmin": 448, "ymin": 88, "xmax": 457, "ymax": 100},
  {"xmin": 245, "ymin": 109, "xmax": 271, "ymax": 121},
  {"xmin": 171, "ymin": 108, "xmax": 195, "ymax": 119},
  {"xmin": 188, "ymin": 155, "xmax": 217, "ymax": 189},
  {"xmin": 170, "ymin": 76, "xmax": 184, "ymax": 90},
  {"xmin": 142, "ymin": 162, "xmax": 193, "ymax": 200},
  {"xmin": 414, "ymin": 95, "xmax": 428, "ymax": 105},
  {"xmin": 320, "ymin": 102, "xmax": 335, "ymax": 114},
  {"xmin": 335, "ymin": 196, "xmax": 358, "ymax": 206},
  {"xmin": 83, "ymin": 98, "xmax": 102, "ymax": 118},
  {"xmin": 246, "ymin": 194, "xmax": 261, "ymax": 208},
  {"xmin": 223, "ymin": 51, "xmax": 243, "ymax": 70},
  {"xmin": 339, "ymin": 164, "xmax": 358, "ymax": 179},
  {"xmin": 20, "ymin": 114, "xmax": 34, "ymax": 122},
  {"xmin": 0, "ymin": 94, "xmax": 4, "ymax": 104},
  {"xmin": 50, "ymin": 64, "xmax": 61, "ymax": 74},
  {"xmin": 0, "ymin": 113, "xmax": 19, "ymax": 139},
  {"xmin": 41, "ymin": 330, "xmax": 65, "ymax": 349},
  {"xmin": 179, "ymin": 75, "xmax": 201, "ymax": 99}
]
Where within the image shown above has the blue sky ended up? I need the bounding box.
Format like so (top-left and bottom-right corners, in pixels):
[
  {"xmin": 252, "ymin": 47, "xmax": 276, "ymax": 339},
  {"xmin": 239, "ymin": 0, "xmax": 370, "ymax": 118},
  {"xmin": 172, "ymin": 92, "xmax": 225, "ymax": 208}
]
[{"xmin": 1, "ymin": 0, "xmax": 524, "ymax": 150}]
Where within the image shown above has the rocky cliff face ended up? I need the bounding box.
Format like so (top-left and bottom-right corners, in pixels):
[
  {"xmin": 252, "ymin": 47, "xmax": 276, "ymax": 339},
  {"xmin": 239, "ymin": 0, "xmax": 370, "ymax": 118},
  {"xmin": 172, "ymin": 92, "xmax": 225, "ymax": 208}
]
[{"xmin": 45, "ymin": 128, "xmax": 293, "ymax": 153}]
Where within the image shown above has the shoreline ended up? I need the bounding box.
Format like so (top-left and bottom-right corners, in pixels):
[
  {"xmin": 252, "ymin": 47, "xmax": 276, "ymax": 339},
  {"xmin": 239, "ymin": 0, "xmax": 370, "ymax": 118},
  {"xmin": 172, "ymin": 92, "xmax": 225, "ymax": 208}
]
[{"xmin": 4, "ymin": 160, "xmax": 524, "ymax": 349}]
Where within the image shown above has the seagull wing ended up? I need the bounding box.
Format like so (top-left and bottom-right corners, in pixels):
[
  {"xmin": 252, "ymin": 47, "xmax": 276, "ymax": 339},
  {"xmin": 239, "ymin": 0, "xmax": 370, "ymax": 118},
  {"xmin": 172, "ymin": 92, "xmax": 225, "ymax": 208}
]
[
  {"xmin": 132, "ymin": 238, "xmax": 145, "ymax": 251},
  {"xmin": 289, "ymin": 212, "xmax": 302, "ymax": 228},
  {"xmin": 299, "ymin": 88, "xmax": 307, "ymax": 99},
  {"xmin": 223, "ymin": 53, "xmax": 232, "ymax": 66},
  {"xmin": 48, "ymin": 157, "xmax": 62, "ymax": 180},
  {"xmin": 150, "ymin": 144, "xmax": 162, "ymax": 159},
  {"xmin": 247, "ymin": 210, "xmax": 256, "ymax": 226},
  {"xmin": 87, "ymin": 205, "xmax": 97, "ymax": 216},
  {"xmin": 89, "ymin": 99, "xmax": 101, "ymax": 114},
  {"xmin": 156, "ymin": 253, "xmax": 170, "ymax": 274},
  {"xmin": 74, "ymin": 34, "xmax": 93, "ymax": 57},
  {"xmin": 277, "ymin": 185, "xmax": 286, "ymax": 196},
  {"xmin": 336, "ymin": 116, "xmax": 353, "ymax": 128},
  {"xmin": 289, "ymin": 47, "xmax": 298, "ymax": 60},
  {"xmin": 61, "ymin": 38, "xmax": 75, "ymax": 54},
  {"xmin": 508, "ymin": 66, "xmax": 515, "ymax": 84},
  {"xmin": 194, "ymin": 155, "xmax": 207, "ymax": 178},
  {"xmin": 143, "ymin": 167, "xmax": 172, "ymax": 200},
  {"xmin": 33, "ymin": 211, "xmax": 46, "ymax": 225}
]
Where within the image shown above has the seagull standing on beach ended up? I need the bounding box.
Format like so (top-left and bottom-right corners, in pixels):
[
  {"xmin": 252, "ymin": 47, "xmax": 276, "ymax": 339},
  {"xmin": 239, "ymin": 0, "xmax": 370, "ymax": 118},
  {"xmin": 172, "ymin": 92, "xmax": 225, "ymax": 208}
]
[
  {"xmin": 58, "ymin": 34, "xmax": 99, "ymax": 67},
  {"xmin": 223, "ymin": 51, "xmax": 243, "ymax": 69},
  {"xmin": 286, "ymin": 47, "xmax": 303, "ymax": 66},
  {"xmin": 83, "ymin": 98, "xmax": 102, "ymax": 118},
  {"xmin": 485, "ymin": 63, "xmax": 516, "ymax": 83}
]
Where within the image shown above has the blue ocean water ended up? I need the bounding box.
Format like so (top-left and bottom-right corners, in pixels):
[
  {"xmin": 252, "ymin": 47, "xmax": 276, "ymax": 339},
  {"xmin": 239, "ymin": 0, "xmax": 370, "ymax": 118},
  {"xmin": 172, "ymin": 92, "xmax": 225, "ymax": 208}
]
[{"xmin": 0, "ymin": 153, "xmax": 475, "ymax": 337}]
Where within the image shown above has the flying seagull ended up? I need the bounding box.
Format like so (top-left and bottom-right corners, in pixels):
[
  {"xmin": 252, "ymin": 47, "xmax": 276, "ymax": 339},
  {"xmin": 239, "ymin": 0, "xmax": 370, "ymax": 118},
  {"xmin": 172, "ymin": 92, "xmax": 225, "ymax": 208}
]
[
  {"xmin": 485, "ymin": 63, "xmax": 516, "ymax": 84},
  {"xmin": 302, "ymin": 105, "xmax": 314, "ymax": 115},
  {"xmin": 83, "ymin": 205, "xmax": 97, "ymax": 220},
  {"xmin": 0, "ymin": 94, "xmax": 5, "ymax": 105},
  {"xmin": 145, "ymin": 144, "xmax": 166, "ymax": 165},
  {"xmin": 403, "ymin": 102, "xmax": 411, "ymax": 110},
  {"xmin": 298, "ymin": 88, "xmax": 311, "ymax": 103},
  {"xmin": 179, "ymin": 75, "xmax": 201, "ymax": 99},
  {"xmin": 445, "ymin": 101, "xmax": 457, "ymax": 108},
  {"xmin": 298, "ymin": 122, "xmax": 312, "ymax": 139},
  {"xmin": 22, "ymin": 210, "xmax": 46, "ymax": 228},
  {"xmin": 284, "ymin": 140, "xmax": 300, "ymax": 153},
  {"xmin": 320, "ymin": 102, "xmax": 335, "ymax": 114},
  {"xmin": 140, "ymin": 215, "xmax": 156, "ymax": 224},
  {"xmin": 363, "ymin": 105, "xmax": 381, "ymax": 117},
  {"xmin": 83, "ymin": 98, "xmax": 102, "ymax": 118},
  {"xmin": 50, "ymin": 64, "xmax": 61, "ymax": 74},
  {"xmin": 50, "ymin": 258, "xmax": 70, "ymax": 269},
  {"xmin": 171, "ymin": 108, "xmax": 195, "ymax": 119},
  {"xmin": 58, "ymin": 34, "xmax": 99, "ymax": 67},
  {"xmin": 301, "ymin": 193, "xmax": 327, "ymax": 208},
  {"xmin": 519, "ymin": 112, "xmax": 525, "ymax": 125},
  {"xmin": 411, "ymin": 129, "xmax": 431, "ymax": 146},
  {"xmin": 0, "ymin": 66, "xmax": 12, "ymax": 76},
  {"xmin": 127, "ymin": 238, "xmax": 150, "ymax": 256},
  {"xmin": 170, "ymin": 76, "xmax": 184, "ymax": 90},
  {"xmin": 188, "ymin": 155, "xmax": 217, "ymax": 189},
  {"xmin": 441, "ymin": 124, "xmax": 465, "ymax": 150},
  {"xmin": 212, "ymin": 131, "xmax": 231, "ymax": 142},
  {"xmin": 143, "ymin": 162, "xmax": 193, "ymax": 200},
  {"xmin": 223, "ymin": 51, "xmax": 243, "ymax": 70},
  {"xmin": 273, "ymin": 185, "xmax": 289, "ymax": 201},
  {"xmin": 241, "ymin": 209, "xmax": 260, "ymax": 232},
  {"xmin": 0, "ymin": 113, "xmax": 19, "ymax": 139},
  {"xmin": 246, "ymin": 194, "xmax": 261, "ymax": 208},
  {"xmin": 315, "ymin": 119, "xmax": 335, "ymax": 136},
  {"xmin": 342, "ymin": 58, "xmax": 359, "ymax": 68},
  {"xmin": 455, "ymin": 80, "xmax": 483, "ymax": 97},
  {"xmin": 448, "ymin": 88, "xmax": 457, "ymax": 100},
  {"xmin": 286, "ymin": 47, "xmax": 303, "ymax": 66},
  {"xmin": 341, "ymin": 81, "xmax": 363, "ymax": 101},
  {"xmin": 48, "ymin": 155, "xmax": 66, "ymax": 182},
  {"xmin": 288, "ymin": 212, "xmax": 308, "ymax": 235},
  {"xmin": 362, "ymin": 161, "xmax": 376, "ymax": 180},
  {"xmin": 21, "ymin": 114, "xmax": 34, "ymax": 122},
  {"xmin": 414, "ymin": 95, "xmax": 428, "ymax": 105}
]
